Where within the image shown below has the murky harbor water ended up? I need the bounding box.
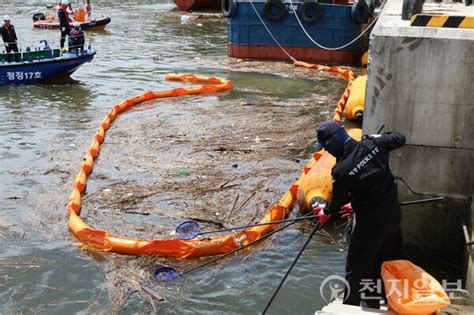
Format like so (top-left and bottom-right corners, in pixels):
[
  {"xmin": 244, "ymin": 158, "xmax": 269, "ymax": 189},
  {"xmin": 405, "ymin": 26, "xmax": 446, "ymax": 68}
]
[{"xmin": 0, "ymin": 1, "xmax": 352, "ymax": 313}]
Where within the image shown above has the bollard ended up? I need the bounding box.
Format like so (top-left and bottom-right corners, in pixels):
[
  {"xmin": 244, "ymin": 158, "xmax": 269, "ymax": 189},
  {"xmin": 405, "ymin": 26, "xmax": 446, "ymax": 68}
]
[{"xmin": 402, "ymin": 0, "xmax": 424, "ymax": 20}]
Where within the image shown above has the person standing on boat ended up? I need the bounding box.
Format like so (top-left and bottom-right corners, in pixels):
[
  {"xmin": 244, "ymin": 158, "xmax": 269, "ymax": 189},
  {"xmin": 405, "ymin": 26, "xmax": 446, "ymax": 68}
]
[
  {"xmin": 58, "ymin": 0, "xmax": 72, "ymax": 49},
  {"xmin": 68, "ymin": 22, "xmax": 85, "ymax": 52},
  {"xmin": 1, "ymin": 15, "xmax": 18, "ymax": 53},
  {"xmin": 84, "ymin": 0, "xmax": 93, "ymax": 20},
  {"xmin": 58, "ymin": 0, "xmax": 74, "ymax": 14},
  {"xmin": 312, "ymin": 120, "xmax": 405, "ymax": 308}
]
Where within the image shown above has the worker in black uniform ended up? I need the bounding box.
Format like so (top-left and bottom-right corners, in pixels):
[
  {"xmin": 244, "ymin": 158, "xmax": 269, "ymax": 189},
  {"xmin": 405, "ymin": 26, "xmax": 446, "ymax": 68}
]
[
  {"xmin": 68, "ymin": 22, "xmax": 85, "ymax": 52},
  {"xmin": 58, "ymin": 1, "xmax": 71, "ymax": 49},
  {"xmin": 312, "ymin": 120, "xmax": 405, "ymax": 308},
  {"xmin": 1, "ymin": 15, "xmax": 19, "ymax": 53}
]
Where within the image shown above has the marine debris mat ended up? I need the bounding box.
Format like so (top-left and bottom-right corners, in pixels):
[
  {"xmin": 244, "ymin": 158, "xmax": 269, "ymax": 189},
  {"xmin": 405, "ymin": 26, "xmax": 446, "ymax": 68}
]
[{"xmin": 63, "ymin": 69, "xmax": 348, "ymax": 309}]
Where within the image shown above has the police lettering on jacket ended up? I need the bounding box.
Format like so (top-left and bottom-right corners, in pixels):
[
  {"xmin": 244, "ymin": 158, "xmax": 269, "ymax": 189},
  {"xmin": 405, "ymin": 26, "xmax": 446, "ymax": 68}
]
[
  {"xmin": 325, "ymin": 132, "xmax": 406, "ymax": 223},
  {"xmin": 348, "ymin": 146, "xmax": 380, "ymax": 176}
]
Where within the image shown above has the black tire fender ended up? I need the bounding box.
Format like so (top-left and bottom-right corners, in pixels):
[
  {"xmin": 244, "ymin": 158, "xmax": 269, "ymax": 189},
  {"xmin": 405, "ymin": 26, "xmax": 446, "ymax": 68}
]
[
  {"xmin": 298, "ymin": 0, "xmax": 322, "ymax": 24},
  {"xmin": 32, "ymin": 12, "xmax": 46, "ymax": 22},
  {"xmin": 221, "ymin": 0, "xmax": 238, "ymax": 18},
  {"xmin": 351, "ymin": 1, "xmax": 369, "ymax": 24},
  {"xmin": 263, "ymin": 0, "xmax": 287, "ymax": 23},
  {"xmin": 368, "ymin": 0, "xmax": 376, "ymax": 16}
]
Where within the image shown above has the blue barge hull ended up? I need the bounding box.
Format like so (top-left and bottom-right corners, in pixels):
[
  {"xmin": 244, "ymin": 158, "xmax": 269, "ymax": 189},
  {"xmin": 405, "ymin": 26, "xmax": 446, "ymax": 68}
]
[{"xmin": 226, "ymin": 1, "xmax": 367, "ymax": 65}]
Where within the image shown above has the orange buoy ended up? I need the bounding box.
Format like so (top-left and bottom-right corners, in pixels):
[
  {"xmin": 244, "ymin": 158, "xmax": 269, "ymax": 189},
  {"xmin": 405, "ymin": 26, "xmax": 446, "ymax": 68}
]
[
  {"xmin": 345, "ymin": 75, "xmax": 367, "ymax": 121},
  {"xmin": 361, "ymin": 50, "xmax": 369, "ymax": 66}
]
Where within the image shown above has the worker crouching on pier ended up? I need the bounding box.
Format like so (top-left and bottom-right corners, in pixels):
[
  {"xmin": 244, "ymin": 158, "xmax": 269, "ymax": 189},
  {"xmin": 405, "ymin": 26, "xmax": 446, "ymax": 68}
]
[{"xmin": 312, "ymin": 120, "xmax": 406, "ymax": 308}]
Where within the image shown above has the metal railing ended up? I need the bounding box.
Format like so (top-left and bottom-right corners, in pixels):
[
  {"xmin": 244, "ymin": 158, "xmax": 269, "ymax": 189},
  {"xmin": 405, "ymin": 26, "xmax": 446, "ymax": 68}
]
[{"xmin": 1, "ymin": 39, "xmax": 93, "ymax": 64}]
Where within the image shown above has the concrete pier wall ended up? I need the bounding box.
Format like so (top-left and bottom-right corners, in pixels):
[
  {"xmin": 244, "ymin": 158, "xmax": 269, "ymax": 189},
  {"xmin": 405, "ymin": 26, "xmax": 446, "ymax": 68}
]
[
  {"xmin": 364, "ymin": 0, "xmax": 474, "ymax": 198},
  {"xmin": 363, "ymin": 0, "xmax": 474, "ymax": 290}
]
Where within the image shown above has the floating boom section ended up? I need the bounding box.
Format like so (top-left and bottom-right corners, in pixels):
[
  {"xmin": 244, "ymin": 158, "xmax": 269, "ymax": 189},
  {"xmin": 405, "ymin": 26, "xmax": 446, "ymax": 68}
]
[{"xmin": 67, "ymin": 62, "xmax": 362, "ymax": 258}]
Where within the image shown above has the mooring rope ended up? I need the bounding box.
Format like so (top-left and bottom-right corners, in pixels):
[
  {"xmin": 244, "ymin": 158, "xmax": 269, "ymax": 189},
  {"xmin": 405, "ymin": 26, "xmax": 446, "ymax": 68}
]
[
  {"xmin": 249, "ymin": 0, "xmax": 296, "ymax": 62},
  {"xmin": 288, "ymin": 0, "xmax": 382, "ymax": 51}
]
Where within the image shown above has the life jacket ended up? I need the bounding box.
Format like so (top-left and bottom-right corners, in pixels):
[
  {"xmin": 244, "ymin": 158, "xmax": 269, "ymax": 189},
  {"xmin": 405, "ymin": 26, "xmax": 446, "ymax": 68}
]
[
  {"xmin": 1, "ymin": 24, "xmax": 17, "ymax": 43},
  {"xmin": 4, "ymin": 25, "xmax": 14, "ymax": 36},
  {"xmin": 69, "ymin": 29, "xmax": 84, "ymax": 47}
]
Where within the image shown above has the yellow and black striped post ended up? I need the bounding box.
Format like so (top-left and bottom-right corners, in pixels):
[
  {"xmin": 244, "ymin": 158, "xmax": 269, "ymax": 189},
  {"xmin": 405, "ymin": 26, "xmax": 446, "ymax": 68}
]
[{"xmin": 410, "ymin": 14, "xmax": 474, "ymax": 28}]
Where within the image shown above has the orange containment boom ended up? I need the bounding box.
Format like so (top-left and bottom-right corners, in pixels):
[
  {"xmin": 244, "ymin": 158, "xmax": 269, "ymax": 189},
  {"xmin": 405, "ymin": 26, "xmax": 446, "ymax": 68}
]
[
  {"xmin": 67, "ymin": 64, "xmax": 356, "ymax": 258},
  {"xmin": 382, "ymin": 260, "xmax": 450, "ymax": 314}
]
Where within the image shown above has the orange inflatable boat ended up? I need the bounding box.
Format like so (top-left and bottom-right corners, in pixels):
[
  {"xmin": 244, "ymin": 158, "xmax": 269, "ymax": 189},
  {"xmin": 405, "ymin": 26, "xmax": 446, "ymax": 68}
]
[{"xmin": 32, "ymin": 8, "xmax": 111, "ymax": 31}]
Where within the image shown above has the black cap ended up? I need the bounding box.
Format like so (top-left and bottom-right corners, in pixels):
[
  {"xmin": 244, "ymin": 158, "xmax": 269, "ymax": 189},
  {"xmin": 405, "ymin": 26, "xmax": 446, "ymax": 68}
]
[{"xmin": 314, "ymin": 120, "xmax": 343, "ymax": 151}]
